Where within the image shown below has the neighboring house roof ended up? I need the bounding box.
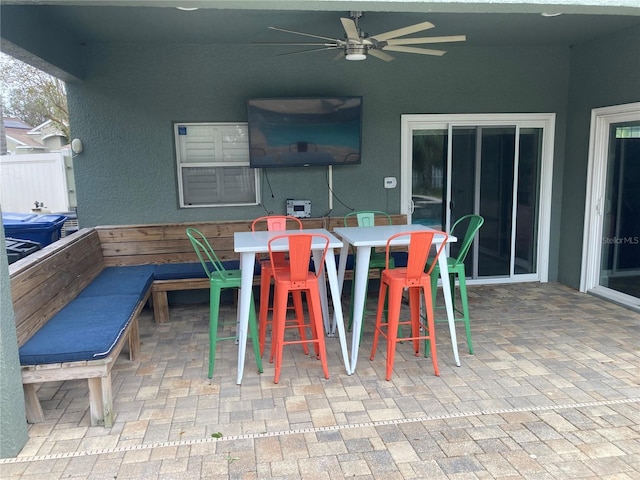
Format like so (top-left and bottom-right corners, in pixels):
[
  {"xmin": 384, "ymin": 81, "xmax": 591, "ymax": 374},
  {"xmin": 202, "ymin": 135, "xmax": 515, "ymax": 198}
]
[
  {"xmin": 3, "ymin": 117, "xmax": 33, "ymax": 130},
  {"xmin": 32, "ymin": 119, "xmax": 67, "ymax": 140},
  {"xmin": 2, "ymin": 117, "xmax": 46, "ymax": 152}
]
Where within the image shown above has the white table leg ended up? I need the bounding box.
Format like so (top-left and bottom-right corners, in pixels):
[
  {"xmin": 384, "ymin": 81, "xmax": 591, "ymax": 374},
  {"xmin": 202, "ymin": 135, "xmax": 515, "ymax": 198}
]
[
  {"xmin": 332, "ymin": 244, "xmax": 351, "ymax": 335},
  {"xmin": 436, "ymin": 247, "xmax": 461, "ymax": 367},
  {"xmin": 312, "ymin": 249, "xmax": 331, "ymax": 336},
  {"xmin": 322, "ymin": 249, "xmax": 351, "ymax": 375},
  {"xmin": 349, "ymin": 246, "xmax": 371, "ymax": 374},
  {"xmin": 337, "ymin": 244, "xmax": 350, "ymax": 292},
  {"xmin": 236, "ymin": 252, "xmax": 256, "ymax": 384}
]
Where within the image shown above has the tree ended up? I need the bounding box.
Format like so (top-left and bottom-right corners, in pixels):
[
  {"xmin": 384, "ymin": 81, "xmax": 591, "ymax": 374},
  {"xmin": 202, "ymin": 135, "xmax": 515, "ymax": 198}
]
[{"xmin": 0, "ymin": 53, "xmax": 69, "ymax": 139}]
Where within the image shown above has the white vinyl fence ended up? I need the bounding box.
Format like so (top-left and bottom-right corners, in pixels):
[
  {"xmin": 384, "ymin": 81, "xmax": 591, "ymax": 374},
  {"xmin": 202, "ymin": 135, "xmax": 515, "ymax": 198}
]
[{"xmin": 0, "ymin": 153, "xmax": 76, "ymax": 214}]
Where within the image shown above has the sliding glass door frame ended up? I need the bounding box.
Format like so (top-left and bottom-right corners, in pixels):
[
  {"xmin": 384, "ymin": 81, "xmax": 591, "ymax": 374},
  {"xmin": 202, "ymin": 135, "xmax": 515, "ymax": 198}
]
[
  {"xmin": 400, "ymin": 113, "xmax": 555, "ymax": 284},
  {"xmin": 580, "ymin": 102, "xmax": 640, "ymax": 309}
]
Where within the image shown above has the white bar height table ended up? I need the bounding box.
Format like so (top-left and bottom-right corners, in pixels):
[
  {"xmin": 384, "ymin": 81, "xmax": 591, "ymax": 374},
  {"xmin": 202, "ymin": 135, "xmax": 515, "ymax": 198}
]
[
  {"xmin": 234, "ymin": 228, "xmax": 350, "ymax": 384},
  {"xmin": 333, "ymin": 224, "xmax": 460, "ymax": 374}
]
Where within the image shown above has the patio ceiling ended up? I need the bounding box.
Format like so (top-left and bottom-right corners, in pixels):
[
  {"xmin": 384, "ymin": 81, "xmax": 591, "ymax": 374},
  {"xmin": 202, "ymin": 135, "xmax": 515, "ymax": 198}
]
[
  {"xmin": 0, "ymin": 1, "xmax": 638, "ymax": 82},
  {"xmin": 2, "ymin": 1, "xmax": 639, "ymax": 51}
]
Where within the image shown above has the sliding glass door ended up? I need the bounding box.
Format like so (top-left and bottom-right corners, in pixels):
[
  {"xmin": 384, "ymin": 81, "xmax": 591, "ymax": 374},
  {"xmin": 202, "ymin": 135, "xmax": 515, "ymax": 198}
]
[
  {"xmin": 401, "ymin": 114, "xmax": 555, "ymax": 283},
  {"xmin": 581, "ymin": 103, "xmax": 640, "ymax": 308}
]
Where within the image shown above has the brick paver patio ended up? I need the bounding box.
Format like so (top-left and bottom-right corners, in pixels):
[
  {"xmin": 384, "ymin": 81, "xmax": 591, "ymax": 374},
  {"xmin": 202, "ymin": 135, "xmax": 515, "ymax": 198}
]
[{"xmin": 1, "ymin": 282, "xmax": 639, "ymax": 479}]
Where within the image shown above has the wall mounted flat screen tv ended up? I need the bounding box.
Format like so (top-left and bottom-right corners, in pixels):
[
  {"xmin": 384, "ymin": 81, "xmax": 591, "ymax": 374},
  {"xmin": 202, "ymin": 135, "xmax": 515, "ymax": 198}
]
[{"xmin": 247, "ymin": 96, "xmax": 362, "ymax": 168}]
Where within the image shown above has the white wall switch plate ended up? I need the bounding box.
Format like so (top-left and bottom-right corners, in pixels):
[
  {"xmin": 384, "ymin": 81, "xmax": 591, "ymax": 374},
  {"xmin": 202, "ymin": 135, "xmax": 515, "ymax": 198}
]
[{"xmin": 384, "ymin": 177, "xmax": 397, "ymax": 189}]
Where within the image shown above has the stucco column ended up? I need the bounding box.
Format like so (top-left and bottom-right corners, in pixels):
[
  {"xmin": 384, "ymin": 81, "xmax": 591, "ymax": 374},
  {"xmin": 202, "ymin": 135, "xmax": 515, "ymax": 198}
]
[{"xmin": 0, "ymin": 222, "xmax": 28, "ymax": 458}]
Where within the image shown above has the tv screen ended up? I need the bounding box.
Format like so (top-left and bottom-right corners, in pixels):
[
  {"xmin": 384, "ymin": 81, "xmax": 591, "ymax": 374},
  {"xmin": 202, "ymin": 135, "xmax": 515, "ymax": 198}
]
[{"xmin": 247, "ymin": 96, "xmax": 362, "ymax": 168}]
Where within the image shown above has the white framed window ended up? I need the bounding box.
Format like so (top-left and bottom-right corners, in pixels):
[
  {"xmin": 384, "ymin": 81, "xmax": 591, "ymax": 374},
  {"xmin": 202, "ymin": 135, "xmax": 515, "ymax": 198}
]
[{"xmin": 175, "ymin": 122, "xmax": 260, "ymax": 208}]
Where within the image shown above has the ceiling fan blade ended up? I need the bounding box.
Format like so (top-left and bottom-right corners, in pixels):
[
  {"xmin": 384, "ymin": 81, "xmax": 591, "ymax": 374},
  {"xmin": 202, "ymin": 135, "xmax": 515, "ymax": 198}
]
[
  {"xmin": 368, "ymin": 49, "xmax": 395, "ymax": 62},
  {"xmin": 386, "ymin": 35, "xmax": 467, "ymax": 45},
  {"xmin": 276, "ymin": 46, "xmax": 341, "ymax": 57},
  {"xmin": 256, "ymin": 42, "xmax": 340, "ymax": 47},
  {"xmin": 268, "ymin": 26, "xmax": 340, "ymax": 43},
  {"xmin": 382, "ymin": 45, "xmax": 447, "ymax": 56},
  {"xmin": 370, "ymin": 21, "xmax": 435, "ymax": 42},
  {"xmin": 340, "ymin": 18, "xmax": 360, "ymax": 40}
]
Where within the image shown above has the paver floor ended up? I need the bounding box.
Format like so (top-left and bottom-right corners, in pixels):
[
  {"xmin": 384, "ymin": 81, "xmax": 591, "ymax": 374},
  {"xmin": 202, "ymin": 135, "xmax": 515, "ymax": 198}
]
[{"xmin": 2, "ymin": 282, "xmax": 639, "ymax": 479}]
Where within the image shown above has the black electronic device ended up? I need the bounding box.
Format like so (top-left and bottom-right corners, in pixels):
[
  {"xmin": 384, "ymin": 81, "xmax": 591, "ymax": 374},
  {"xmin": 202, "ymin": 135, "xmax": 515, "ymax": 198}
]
[{"xmin": 247, "ymin": 96, "xmax": 362, "ymax": 168}]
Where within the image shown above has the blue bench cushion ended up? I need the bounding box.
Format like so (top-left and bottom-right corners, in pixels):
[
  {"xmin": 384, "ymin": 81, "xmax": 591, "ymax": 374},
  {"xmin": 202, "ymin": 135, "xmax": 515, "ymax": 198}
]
[
  {"xmin": 390, "ymin": 251, "xmax": 408, "ymax": 267},
  {"xmin": 334, "ymin": 254, "xmax": 355, "ymax": 271},
  {"xmin": 154, "ymin": 262, "xmax": 208, "ymax": 280},
  {"xmin": 19, "ymin": 295, "xmax": 141, "ymax": 365},
  {"xmin": 154, "ymin": 260, "xmax": 248, "ymax": 280},
  {"xmin": 77, "ymin": 265, "xmax": 156, "ymax": 301},
  {"xmin": 336, "ymin": 252, "xmax": 406, "ymax": 270}
]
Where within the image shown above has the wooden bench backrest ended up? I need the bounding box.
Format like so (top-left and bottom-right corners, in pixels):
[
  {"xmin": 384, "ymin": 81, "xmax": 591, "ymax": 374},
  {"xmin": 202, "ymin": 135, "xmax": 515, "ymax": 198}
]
[
  {"xmin": 96, "ymin": 216, "xmax": 407, "ymax": 267},
  {"xmin": 9, "ymin": 216, "xmax": 407, "ymax": 345},
  {"xmin": 9, "ymin": 228, "xmax": 105, "ymax": 346}
]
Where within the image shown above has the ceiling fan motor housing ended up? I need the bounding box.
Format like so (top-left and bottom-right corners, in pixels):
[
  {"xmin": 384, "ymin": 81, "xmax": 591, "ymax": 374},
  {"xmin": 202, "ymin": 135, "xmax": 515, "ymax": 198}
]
[{"xmin": 345, "ymin": 44, "xmax": 367, "ymax": 60}]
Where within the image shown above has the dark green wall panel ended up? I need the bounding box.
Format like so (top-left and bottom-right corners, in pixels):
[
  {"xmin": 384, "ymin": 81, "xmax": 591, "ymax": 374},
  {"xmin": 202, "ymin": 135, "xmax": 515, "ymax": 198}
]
[
  {"xmin": 68, "ymin": 44, "xmax": 570, "ymax": 229},
  {"xmin": 560, "ymin": 25, "xmax": 640, "ymax": 288}
]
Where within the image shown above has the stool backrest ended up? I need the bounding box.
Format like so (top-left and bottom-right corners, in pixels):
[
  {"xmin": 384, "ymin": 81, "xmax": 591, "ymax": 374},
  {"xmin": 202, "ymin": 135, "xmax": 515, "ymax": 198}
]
[
  {"xmin": 186, "ymin": 227, "xmax": 227, "ymax": 281},
  {"xmin": 251, "ymin": 215, "xmax": 303, "ymax": 232},
  {"xmin": 268, "ymin": 233, "xmax": 329, "ymax": 286},
  {"xmin": 385, "ymin": 230, "xmax": 448, "ymax": 282},
  {"xmin": 253, "ymin": 215, "xmax": 303, "ymax": 266},
  {"xmin": 451, "ymin": 214, "xmax": 484, "ymax": 265},
  {"xmin": 344, "ymin": 210, "xmax": 393, "ymax": 228}
]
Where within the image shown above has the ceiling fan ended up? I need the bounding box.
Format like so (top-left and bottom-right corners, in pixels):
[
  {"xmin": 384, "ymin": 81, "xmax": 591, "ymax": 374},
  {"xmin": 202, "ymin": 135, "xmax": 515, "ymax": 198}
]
[{"xmin": 261, "ymin": 11, "xmax": 466, "ymax": 62}]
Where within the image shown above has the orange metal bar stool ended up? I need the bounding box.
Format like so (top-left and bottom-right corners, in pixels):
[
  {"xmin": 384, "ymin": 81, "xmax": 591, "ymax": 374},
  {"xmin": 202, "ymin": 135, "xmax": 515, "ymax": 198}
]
[
  {"xmin": 370, "ymin": 230, "xmax": 448, "ymax": 381},
  {"xmin": 268, "ymin": 233, "xmax": 330, "ymax": 384},
  {"xmin": 251, "ymin": 215, "xmax": 305, "ymax": 359}
]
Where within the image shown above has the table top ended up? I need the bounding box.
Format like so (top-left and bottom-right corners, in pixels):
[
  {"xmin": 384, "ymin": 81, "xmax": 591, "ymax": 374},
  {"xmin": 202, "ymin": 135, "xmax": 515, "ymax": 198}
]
[
  {"xmin": 234, "ymin": 228, "xmax": 343, "ymax": 253},
  {"xmin": 333, "ymin": 224, "xmax": 454, "ymax": 247}
]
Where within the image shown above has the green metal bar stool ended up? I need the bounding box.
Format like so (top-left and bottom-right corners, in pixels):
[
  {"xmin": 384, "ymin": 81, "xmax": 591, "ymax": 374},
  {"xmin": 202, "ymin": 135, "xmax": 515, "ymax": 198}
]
[
  {"xmin": 428, "ymin": 214, "xmax": 484, "ymax": 355},
  {"xmin": 186, "ymin": 227, "xmax": 263, "ymax": 379}
]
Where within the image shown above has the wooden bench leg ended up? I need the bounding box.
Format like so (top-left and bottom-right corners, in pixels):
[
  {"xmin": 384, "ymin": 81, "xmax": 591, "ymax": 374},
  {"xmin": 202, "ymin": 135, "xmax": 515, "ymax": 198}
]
[
  {"xmin": 23, "ymin": 384, "xmax": 45, "ymax": 423},
  {"xmin": 88, "ymin": 375, "xmax": 113, "ymax": 427},
  {"xmin": 152, "ymin": 290, "xmax": 170, "ymax": 324},
  {"xmin": 128, "ymin": 317, "xmax": 140, "ymax": 361}
]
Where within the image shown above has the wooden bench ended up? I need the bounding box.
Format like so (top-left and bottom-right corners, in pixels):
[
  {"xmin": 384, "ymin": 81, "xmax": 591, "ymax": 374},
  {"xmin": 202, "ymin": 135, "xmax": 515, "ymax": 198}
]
[
  {"xmin": 10, "ymin": 229, "xmax": 149, "ymax": 427},
  {"xmin": 9, "ymin": 215, "xmax": 407, "ymax": 426}
]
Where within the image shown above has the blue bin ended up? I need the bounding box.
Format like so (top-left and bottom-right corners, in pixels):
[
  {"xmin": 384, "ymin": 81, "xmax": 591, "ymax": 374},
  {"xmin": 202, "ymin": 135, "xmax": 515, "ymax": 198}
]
[{"xmin": 2, "ymin": 212, "xmax": 68, "ymax": 247}]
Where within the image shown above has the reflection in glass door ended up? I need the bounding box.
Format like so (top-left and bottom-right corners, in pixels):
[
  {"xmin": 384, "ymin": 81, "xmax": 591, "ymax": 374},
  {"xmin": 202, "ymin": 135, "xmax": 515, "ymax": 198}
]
[
  {"xmin": 411, "ymin": 130, "xmax": 446, "ymax": 228},
  {"xmin": 402, "ymin": 114, "xmax": 554, "ymax": 283},
  {"xmin": 599, "ymin": 122, "xmax": 640, "ymax": 298}
]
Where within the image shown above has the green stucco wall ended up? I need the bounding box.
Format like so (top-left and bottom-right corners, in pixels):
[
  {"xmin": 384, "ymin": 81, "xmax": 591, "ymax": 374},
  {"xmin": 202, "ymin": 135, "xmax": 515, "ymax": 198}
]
[
  {"xmin": 0, "ymin": 224, "xmax": 29, "ymax": 458},
  {"xmin": 560, "ymin": 25, "xmax": 640, "ymax": 289},
  {"xmin": 66, "ymin": 42, "xmax": 570, "ymax": 281}
]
